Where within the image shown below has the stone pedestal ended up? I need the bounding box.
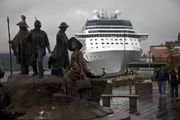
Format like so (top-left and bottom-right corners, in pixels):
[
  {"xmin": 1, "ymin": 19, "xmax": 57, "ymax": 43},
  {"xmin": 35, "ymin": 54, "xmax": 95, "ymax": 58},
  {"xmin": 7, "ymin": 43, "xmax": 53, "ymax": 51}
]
[
  {"xmin": 135, "ymin": 81, "xmax": 152, "ymax": 95},
  {"xmin": 1, "ymin": 75, "xmax": 111, "ymax": 120}
]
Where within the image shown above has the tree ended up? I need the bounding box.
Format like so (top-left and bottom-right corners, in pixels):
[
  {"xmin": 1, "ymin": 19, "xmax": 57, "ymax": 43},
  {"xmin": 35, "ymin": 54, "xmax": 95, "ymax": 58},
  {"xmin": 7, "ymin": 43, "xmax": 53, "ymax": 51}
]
[
  {"xmin": 165, "ymin": 42, "xmax": 174, "ymax": 68},
  {"xmin": 178, "ymin": 33, "xmax": 180, "ymax": 42}
]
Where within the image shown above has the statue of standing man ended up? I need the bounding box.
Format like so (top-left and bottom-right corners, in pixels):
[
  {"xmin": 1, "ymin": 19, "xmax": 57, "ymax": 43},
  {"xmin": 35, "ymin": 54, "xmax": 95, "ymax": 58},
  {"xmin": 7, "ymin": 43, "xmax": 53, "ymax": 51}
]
[
  {"xmin": 27, "ymin": 20, "xmax": 51, "ymax": 78},
  {"xmin": 48, "ymin": 22, "xmax": 69, "ymax": 77},
  {"xmin": 10, "ymin": 15, "xmax": 31, "ymax": 75}
]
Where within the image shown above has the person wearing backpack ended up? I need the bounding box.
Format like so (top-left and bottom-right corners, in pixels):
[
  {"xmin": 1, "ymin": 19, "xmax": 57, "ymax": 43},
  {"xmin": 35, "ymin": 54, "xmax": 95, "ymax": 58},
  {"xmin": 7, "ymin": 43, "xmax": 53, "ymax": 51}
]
[
  {"xmin": 156, "ymin": 67, "xmax": 169, "ymax": 97},
  {"xmin": 169, "ymin": 69, "xmax": 178, "ymax": 98}
]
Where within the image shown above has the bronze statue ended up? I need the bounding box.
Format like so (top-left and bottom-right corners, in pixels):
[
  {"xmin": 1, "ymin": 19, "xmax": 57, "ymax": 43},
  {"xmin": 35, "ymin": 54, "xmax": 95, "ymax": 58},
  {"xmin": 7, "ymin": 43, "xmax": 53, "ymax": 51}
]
[
  {"xmin": 10, "ymin": 15, "xmax": 31, "ymax": 74},
  {"xmin": 48, "ymin": 45, "xmax": 61, "ymax": 76},
  {"xmin": 62, "ymin": 37, "xmax": 105, "ymax": 96},
  {"xmin": 27, "ymin": 20, "xmax": 51, "ymax": 78},
  {"xmin": 48, "ymin": 22, "xmax": 70, "ymax": 77},
  {"xmin": 48, "ymin": 22, "xmax": 69, "ymax": 77}
]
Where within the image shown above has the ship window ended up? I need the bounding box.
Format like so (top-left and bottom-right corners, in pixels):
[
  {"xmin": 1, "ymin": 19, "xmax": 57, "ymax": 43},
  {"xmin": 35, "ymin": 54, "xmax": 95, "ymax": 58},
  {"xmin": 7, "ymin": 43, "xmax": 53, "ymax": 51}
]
[
  {"xmin": 91, "ymin": 43, "xmax": 93, "ymax": 45},
  {"xmin": 116, "ymin": 43, "xmax": 119, "ymax": 44},
  {"xmin": 90, "ymin": 39, "xmax": 92, "ymax": 41},
  {"xmin": 110, "ymin": 39, "xmax": 113, "ymax": 41},
  {"xmin": 115, "ymin": 39, "xmax": 118, "ymax": 41},
  {"xmin": 132, "ymin": 43, "xmax": 134, "ymax": 45},
  {"xmin": 120, "ymin": 43, "xmax": 123, "ymax": 44},
  {"xmin": 106, "ymin": 42, "xmax": 109, "ymax": 44},
  {"xmin": 95, "ymin": 43, "xmax": 98, "ymax": 45},
  {"xmin": 102, "ymin": 46, "xmax": 105, "ymax": 48},
  {"xmin": 135, "ymin": 43, "xmax": 137, "ymax": 45},
  {"xmin": 134, "ymin": 39, "xmax": 136, "ymax": 41},
  {"xmin": 111, "ymin": 43, "xmax": 114, "ymax": 44},
  {"xmin": 125, "ymin": 43, "xmax": 128, "ymax": 44},
  {"xmin": 96, "ymin": 47, "xmax": 98, "ymax": 48},
  {"xmin": 101, "ymin": 39, "xmax": 104, "ymax": 41},
  {"xmin": 91, "ymin": 47, "xmax": 93, "ymax": 49},
  {"xmin": 119, "ymin": 39, "xmax": 122, "ymax": 41},
  {"xmin": 95, "ymin": 39, "xmax": 97, "ymax": 41},
  {"xmin": 102, "ymin": 42, "xmax": 105, "ymax": 44}
]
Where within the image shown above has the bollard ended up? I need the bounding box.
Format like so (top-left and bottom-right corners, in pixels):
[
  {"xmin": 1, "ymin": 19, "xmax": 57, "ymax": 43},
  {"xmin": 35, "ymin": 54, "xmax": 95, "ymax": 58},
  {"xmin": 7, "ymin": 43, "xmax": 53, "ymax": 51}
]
[
  {"xmin": 102, "ymin": 96, "xmax": 110, "ymax": 107},
  {"xmin": 129, "ymin": 97, "xmax": 137, "ymax": 114},
  {"xmin": 102, "ymin": 80, "xmax": 112, "ymax": 107},
  {"xmin": 103, "ymin": 80, "xmax": 112, "ymax": 94}
]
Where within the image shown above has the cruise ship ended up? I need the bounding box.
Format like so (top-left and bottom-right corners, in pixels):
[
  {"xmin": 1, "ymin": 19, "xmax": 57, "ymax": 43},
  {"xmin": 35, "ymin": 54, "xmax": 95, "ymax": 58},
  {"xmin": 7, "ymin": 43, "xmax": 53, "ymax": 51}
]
[{"xmin": 75, "ymin": 9, "xmax": 148, "ymax": 74}]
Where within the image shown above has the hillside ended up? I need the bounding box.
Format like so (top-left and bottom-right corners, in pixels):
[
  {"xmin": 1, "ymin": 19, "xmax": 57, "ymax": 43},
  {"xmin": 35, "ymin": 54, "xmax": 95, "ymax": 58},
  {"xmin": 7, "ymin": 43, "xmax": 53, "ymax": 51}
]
[{"xmin": 0, "ymin": 53, "xmax": 49, "ymax": 71}]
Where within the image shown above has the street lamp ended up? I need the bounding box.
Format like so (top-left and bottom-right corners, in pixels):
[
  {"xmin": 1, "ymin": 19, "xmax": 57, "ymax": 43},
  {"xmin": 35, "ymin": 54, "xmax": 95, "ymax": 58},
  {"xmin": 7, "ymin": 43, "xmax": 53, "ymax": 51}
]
[
  {"xmin": 148, "ymin": 51, "xmax": 151, "ymax": 80},
  {"xmin": 124, "ymin": 33, "xmax": 126, "ymax": 73}
]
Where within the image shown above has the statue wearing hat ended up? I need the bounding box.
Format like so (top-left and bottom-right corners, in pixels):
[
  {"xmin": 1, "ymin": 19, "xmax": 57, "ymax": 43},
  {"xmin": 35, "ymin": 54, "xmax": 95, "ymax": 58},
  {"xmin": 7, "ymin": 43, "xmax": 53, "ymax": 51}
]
[
  {"xmin": 62, "ymin": 37, "xmax": 105, "ymax": 97},
  {"xmin": 48, "ymin": 22, "xmax": 69, "ymax": 77},
  {"xmin": 27, "ymin": 19, "xmax": 51, "ymax": 78},
  {"xmin": 10, "ymin": 15, "xmax": 31, "ymax": 74}
]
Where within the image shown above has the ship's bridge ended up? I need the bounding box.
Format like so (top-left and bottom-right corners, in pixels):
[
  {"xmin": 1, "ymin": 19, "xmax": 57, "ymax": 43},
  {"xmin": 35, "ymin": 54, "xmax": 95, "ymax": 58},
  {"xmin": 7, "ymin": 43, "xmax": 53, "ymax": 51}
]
[{"xmin": 85, "ymin": 19, "xmax": 133, "ymax": 29}]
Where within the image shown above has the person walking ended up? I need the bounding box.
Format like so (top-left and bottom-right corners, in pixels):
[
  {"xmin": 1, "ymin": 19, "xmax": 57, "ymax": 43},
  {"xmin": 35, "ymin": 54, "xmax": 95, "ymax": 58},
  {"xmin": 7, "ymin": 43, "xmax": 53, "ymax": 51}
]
[
  {"xmin": 169, "ymin": 69, "xmax": 178, "ymax": 98},
  {"xmin": 156, "ymin": 67, "xmax": 169, "ymax": 97},
  {"xmin": 10, "ymin": 15, "xmax": 31, "ymax": 75},
  {"xmin": 27, "ymin": 20, "xmax": 51, "ymax": 78}
]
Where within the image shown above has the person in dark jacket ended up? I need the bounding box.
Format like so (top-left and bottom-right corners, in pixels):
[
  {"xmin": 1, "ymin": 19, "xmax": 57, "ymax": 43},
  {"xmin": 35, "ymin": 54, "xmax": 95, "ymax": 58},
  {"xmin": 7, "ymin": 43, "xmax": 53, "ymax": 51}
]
[
  {"xmin": 169, "ymin": 69, "xmax": 178, "ymax": 98},
  {"xmin": 27, "ymin": 20, "xmax": 51, "ymax": 78},
  {"xmin": 156, "ymin": 67, "xmax": 169, "ymax": 97}
]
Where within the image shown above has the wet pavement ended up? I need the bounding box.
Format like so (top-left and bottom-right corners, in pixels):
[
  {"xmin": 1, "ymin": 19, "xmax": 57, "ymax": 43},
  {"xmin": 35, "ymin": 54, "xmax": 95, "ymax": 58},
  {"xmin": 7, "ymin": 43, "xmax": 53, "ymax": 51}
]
[{"xmin": 105, "ymin": 82, "xmax": 180, "ymax": 120}]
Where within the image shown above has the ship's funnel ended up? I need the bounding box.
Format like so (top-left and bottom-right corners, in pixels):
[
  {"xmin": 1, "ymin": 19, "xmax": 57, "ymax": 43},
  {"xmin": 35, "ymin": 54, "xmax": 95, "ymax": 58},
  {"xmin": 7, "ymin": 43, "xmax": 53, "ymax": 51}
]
[
  {"xmin": 93, "ymin": 9, "xmax": 100, "ymax": 19},
  {"xmin": 114, "ymin": 10, "xmax": 121, "ymax": 19}
]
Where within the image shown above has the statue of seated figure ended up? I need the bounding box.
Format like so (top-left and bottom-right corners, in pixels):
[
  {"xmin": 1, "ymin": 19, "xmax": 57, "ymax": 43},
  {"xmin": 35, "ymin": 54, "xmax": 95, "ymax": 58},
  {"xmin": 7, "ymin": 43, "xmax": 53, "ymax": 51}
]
[{"xmin": 61, "ymin": 37, "xmax": 105, "ymax": 98}]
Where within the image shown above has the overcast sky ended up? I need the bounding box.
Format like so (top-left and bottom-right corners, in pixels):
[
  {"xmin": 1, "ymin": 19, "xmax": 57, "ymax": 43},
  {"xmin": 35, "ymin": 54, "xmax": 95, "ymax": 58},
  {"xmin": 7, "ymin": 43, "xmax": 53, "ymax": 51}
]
[{"xmin": 0, "ymin": 0, "xmax": 180, "ymax": 54}]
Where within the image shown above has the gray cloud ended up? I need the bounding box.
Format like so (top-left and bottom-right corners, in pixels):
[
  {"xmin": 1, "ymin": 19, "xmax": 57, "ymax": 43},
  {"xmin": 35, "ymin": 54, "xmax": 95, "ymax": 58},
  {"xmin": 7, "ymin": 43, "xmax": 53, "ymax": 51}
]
[{"xmin": 0, "ymin": 0, "xmax": 180, "ymax": 53}]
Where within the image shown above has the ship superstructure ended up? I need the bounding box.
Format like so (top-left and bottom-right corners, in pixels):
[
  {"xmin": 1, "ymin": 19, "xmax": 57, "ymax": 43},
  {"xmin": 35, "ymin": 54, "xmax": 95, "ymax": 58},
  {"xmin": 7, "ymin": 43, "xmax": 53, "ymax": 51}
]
[{"xmin": 75, "ymin": 9, "xmax": 148, "ymax": 74}]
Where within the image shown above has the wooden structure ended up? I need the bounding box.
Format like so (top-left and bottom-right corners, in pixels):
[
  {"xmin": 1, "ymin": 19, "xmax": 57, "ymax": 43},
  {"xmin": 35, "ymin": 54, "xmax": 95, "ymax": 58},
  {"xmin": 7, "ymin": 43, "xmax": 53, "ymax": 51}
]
[{"xmin": 101, "ymin": 94, "xmax": 139, "ymax": 114}]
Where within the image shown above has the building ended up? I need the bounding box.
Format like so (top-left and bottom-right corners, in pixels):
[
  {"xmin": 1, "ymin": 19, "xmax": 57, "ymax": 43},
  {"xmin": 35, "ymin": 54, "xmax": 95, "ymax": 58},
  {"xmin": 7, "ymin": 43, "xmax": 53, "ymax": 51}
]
[{"xmin": 150, "ymin": 43, "xmax": 180, "ymax": 62}]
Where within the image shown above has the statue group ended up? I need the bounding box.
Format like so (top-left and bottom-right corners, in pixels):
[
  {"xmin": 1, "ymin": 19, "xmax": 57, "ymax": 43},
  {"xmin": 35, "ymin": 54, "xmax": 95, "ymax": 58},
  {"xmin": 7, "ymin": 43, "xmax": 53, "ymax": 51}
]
[{"xmin": 10, "ymin": 15, "xmax": 105, "ymax": 97}]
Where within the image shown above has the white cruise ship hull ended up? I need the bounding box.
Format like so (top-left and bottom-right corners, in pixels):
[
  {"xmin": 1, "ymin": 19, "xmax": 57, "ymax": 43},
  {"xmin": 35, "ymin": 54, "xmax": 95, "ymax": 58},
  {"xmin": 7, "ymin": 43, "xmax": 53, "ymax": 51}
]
[
  {"xmin": 85, "ymin": 50, "xmax": 141, "ymax": 74},
  {"xmin": 75, "ymin": 10, "xmax": 148, "ymax": 75}
]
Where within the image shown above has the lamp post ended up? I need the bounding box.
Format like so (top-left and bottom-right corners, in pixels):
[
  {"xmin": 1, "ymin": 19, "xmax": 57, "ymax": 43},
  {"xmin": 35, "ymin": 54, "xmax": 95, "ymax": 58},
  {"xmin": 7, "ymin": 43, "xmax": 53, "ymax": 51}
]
[
  {"xmin": 148, "ymin": 51, "xmax": 151, "ymax": 80},
  {"xmin": 124, "ymin": 33, "xmax": 126, "ymax": 73}
]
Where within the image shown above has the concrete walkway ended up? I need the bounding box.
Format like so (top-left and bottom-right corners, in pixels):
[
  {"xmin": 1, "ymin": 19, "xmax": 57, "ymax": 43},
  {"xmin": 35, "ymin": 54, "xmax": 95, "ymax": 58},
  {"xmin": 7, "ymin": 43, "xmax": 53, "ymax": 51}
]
[{"xmin": 103, "ymin": 82, "xmax": 180, "ymax": 120}]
